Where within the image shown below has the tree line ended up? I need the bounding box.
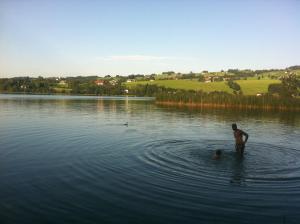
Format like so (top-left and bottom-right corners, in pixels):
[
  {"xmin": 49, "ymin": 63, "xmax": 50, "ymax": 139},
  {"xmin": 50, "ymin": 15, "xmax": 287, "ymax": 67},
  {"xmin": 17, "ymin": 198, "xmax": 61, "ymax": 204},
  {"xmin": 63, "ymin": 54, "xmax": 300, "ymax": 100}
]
[
  {"xmin": 0, "ymin": 76, "xmax": 126, "ymax": 95},
  {"xmin": 1, "ymin": 73, "xmax": 299, "ymax": 110}
]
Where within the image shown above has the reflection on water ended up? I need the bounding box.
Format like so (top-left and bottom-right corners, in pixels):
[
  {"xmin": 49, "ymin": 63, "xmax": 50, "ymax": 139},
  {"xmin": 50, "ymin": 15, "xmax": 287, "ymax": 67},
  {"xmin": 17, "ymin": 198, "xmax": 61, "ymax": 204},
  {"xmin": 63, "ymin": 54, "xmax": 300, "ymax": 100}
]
[
  {"xmin": 156, "ymin": 104, "xmax": 300, "ymax": 127},
  {"xmin": 0, "ymin": 94, "xmax": 300, "ymax": 224},
  {"xmin": 230, "ymin": 156, "xmax": 246, "ymax": 186}
]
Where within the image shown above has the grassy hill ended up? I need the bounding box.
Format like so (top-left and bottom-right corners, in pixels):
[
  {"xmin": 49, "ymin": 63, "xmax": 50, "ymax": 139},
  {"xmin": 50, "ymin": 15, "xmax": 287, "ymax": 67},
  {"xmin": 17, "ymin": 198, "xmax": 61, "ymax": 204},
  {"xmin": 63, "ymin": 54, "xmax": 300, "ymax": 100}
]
[
  {"xmin": 126, "ymin": 80, "xmax": 233, "ymax": 93},
  {"xmin": 236, "ymin": 80, "xmax": 280, "ymax": 95},
  {"xmin": 126, "ymin": 79, "xmax": 281, "ymax": 95}
]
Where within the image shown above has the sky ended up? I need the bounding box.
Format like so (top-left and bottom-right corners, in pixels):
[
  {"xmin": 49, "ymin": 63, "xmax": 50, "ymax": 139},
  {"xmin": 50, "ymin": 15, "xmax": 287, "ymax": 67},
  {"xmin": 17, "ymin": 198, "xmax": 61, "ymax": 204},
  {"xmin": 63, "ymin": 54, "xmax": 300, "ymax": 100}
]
[{"xmin": 0, "ymin": 0, "xmax": 299, "ymax": 77}]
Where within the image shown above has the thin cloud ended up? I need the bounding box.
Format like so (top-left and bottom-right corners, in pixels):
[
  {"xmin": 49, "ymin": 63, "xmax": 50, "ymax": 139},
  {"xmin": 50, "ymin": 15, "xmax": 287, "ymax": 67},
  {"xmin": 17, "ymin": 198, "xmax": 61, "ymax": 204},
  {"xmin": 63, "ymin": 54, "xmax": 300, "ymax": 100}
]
[{"xmin": 96, "ymin": 55, "xmax": 176, "ymax": 62}]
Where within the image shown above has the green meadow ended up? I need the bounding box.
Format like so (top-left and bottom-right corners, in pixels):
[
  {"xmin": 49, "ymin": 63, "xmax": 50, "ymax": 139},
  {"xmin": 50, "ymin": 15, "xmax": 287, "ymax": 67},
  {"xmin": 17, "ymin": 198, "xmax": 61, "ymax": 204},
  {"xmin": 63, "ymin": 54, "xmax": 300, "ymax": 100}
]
[
  {"xmin": 126, "ymin": 80, "xmax": 232, "ymax": 93},
  {"xmin": 236, "ymin": 80, "xmax": 280, "ymax": 95},
  {"xmin": 126, "ymin": 79, "xmax": 280, "ymax": 95}
]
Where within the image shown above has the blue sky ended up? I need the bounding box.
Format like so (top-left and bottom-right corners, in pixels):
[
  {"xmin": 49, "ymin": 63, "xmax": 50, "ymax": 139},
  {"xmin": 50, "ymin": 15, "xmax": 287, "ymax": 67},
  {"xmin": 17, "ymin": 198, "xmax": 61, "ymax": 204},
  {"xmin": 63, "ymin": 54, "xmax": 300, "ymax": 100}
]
[{"xmin": 0, "ymin": 0, "xmax": 299, "ymax": 77}]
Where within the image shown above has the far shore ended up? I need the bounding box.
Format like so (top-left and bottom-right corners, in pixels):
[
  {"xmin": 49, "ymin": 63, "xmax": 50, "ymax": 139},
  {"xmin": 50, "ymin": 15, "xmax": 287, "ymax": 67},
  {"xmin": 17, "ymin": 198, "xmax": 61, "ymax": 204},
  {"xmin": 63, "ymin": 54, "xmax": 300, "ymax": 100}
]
[
  {"xmin": 0, "ymin": 92, "xmax": 141, "ymax": 97},
  {"xmin": 156, "ymin": 101, "xmax": 300, "ymax": 112},
  {"xmin": 1, "ymin": 92, "xmax": 299, "ymax": 112}
]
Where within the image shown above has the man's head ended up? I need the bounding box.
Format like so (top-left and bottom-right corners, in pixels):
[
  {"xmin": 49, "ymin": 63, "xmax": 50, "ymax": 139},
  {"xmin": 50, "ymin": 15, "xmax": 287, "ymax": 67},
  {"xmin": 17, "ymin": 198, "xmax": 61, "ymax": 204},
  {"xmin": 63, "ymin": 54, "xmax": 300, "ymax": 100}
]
[
  {"xmin": 216, "ymin": 149, "xmax": 222, "ymax": 156},
  {"xmin": 232, "ymin": 123, "xmax": 237, "ymax": 130}
]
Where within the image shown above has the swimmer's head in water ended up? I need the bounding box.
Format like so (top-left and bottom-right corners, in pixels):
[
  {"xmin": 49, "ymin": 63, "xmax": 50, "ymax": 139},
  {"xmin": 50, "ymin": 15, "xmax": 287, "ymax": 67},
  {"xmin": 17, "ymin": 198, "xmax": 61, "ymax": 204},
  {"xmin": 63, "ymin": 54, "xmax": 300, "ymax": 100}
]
[
  {"xmin": 232, "ymin": 123, "xmax": 237, "ymax": 130},
  {"xmin": 216, "ymin": 149, "xmax": 222, "ymax": 156}
]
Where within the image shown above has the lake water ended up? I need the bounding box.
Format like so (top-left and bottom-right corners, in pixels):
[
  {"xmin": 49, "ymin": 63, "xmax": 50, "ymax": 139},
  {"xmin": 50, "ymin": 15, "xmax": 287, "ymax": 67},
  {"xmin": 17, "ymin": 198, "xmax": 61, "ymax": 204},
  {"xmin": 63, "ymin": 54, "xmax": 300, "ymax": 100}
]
[{"xmin": 1, "ymin": 94, "xmax": 300, "ymax": 224}]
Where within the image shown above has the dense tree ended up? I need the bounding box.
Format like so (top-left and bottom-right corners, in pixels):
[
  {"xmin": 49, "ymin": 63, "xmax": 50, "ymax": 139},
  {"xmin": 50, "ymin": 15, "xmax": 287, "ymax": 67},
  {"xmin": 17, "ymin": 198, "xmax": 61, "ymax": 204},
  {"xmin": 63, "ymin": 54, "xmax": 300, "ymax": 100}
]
[
  {"xmin": 280, "ymin": 74, "xmax": 299, "ymax": 97},
  {"xmin": 227, "ymin": 80, "xmax": 241, "ymax": 91},
  {"xmin": 180, "ymin": 73, "xmax": 196, "ymax": 79},
  {"xmin": 268, "ymin": 74, "xmax": 299, "ymax": 98},
  {"xmin": 287, "ymin": 65, "xmax": 300, "ymax": 70},
  {"xmin": 268, "ymin": 83, "xmax": 283, "ymax": 96},
  {"xmin": 198, "ymin": 75, "xmax": 205, "ymax": 82}
]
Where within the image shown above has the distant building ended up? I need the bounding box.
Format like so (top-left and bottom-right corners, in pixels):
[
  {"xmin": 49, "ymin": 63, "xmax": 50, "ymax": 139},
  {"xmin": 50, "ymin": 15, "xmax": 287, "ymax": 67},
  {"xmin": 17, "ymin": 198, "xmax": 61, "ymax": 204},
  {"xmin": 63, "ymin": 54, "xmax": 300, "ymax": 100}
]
[
  {"xmin": 109, "ymin": 80, "xmax": 117, "ymax": 86},
  {"xmin": 59, "ymin": 80, "xmax": 66, "ymax": 85},
  {"xmin": 95, "ymin": 80, "xmax": 104, "ymax": 86},
  {"xmin": 212, "ymin": 76, "xmax": 223, "ymax": 82},
  {"xmin": 204, "ymin": 76, "xmax": 212, "ymax": 83}
]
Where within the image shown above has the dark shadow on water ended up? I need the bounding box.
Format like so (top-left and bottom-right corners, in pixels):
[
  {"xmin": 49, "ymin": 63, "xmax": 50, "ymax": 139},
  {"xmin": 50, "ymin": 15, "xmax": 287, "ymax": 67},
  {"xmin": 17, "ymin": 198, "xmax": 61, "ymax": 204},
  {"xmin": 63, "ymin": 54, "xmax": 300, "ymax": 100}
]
[{"xmin": 230, "ymin": 155, "xmax": 246, "ymax": 186}]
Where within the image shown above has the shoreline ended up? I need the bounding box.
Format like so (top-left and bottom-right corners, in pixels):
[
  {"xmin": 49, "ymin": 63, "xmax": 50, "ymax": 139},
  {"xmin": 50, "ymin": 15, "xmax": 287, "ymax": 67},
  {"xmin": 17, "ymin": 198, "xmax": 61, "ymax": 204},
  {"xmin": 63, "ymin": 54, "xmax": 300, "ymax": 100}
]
[
  {"xmin": 0, "ymin": 92, "xmax": 142, "ymax": 98},
  {"xmin": 156, "ymin": 101, "xmax": 300, "ymax": 112},
  {"xmin": 1, "ymin": 93, "xmax": 299, "ymax": 111}
]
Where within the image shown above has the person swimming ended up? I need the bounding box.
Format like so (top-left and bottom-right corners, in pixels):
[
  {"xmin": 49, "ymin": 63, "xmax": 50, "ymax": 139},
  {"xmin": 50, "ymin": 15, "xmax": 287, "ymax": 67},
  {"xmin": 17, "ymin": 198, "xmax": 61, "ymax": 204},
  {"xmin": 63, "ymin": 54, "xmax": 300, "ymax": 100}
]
[
  {"xmin": 232, "ymin": 123, "xmax": 249, "ymax": 155},
  {"xmin": 213, "ymin": 149, "xmax": 222, "ymax": 160}
]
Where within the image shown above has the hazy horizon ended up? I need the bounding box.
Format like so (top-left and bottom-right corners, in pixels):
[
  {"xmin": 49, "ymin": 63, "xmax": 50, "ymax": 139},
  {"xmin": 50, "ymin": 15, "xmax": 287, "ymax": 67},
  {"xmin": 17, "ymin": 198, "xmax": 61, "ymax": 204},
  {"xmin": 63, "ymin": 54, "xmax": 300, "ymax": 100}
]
[
  {"xmin": 1, "ymin": 0, "xmax": 299, "ymax": 78},
  {"xmin": 0, "ymin": 64, "xmax": 299, "ymax": 79}
]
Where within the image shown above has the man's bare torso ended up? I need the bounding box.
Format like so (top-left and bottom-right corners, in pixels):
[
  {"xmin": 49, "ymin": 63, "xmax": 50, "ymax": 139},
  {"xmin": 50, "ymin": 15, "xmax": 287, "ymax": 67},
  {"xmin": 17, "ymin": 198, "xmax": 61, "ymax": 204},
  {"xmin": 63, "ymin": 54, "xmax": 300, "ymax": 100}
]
[{"xmin": 234, "ymin": 129, "xmax": 244, "ymax": 145}]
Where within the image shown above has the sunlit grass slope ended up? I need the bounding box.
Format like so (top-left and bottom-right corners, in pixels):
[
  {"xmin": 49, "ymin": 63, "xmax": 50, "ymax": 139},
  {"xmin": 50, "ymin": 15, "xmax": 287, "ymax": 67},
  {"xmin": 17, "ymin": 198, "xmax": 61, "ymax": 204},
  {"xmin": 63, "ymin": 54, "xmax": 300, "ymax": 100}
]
[
  {"xmin": 236, "ymin": 80, "xmax": 280, "ymax": 95},
  {"xmin": 126, "ymin": 80, "xmax": 233, "ymax": 93},
  {"xmin": 127, "ymin": 79, "xmax": 281, "ymax": 95}
]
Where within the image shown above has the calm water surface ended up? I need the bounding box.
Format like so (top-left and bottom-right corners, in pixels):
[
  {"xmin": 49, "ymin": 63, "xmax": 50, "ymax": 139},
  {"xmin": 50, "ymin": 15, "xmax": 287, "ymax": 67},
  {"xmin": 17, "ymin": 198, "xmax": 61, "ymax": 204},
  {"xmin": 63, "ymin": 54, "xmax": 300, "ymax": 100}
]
[{"xmin": 0, "ymin": 94, "xmax": 300, "ymax": 224}]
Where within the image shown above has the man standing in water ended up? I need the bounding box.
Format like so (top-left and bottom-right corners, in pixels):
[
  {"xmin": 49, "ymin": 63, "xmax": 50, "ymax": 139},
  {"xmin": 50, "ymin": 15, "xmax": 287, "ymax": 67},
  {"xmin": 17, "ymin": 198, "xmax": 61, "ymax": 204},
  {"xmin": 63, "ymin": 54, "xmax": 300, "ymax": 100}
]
[{"xmin": 232, "ymin": 123, "xmax": 249, "ymax": 155}]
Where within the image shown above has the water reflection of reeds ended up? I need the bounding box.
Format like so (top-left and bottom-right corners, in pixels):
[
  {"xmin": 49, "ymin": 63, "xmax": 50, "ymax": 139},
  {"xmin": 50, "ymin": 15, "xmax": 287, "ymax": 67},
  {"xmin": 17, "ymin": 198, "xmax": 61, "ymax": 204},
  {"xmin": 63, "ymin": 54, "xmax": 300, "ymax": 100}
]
[{"xmin": 156, "ymin": 104, "xmax": 300, "ymax": 127}]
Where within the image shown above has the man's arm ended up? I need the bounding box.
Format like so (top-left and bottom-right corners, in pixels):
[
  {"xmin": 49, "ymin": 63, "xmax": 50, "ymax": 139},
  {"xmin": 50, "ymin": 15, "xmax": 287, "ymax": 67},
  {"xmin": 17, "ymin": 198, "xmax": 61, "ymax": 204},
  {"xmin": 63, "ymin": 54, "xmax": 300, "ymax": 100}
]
[{"xmin": 242, "ymin": 131, "xmax": 249, "ymax": 143}]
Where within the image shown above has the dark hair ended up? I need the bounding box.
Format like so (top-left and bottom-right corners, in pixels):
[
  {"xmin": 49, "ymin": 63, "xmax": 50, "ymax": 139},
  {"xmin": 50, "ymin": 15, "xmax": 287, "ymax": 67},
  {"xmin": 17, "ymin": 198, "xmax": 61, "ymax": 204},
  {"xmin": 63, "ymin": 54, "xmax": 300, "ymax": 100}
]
[
  {"xmin": 216, "ymin": 149, "xmax": 222, "ymax": 155},
  {"xmin": 232, "ymin": 123, "xmax": 237, "ymax": 129}
]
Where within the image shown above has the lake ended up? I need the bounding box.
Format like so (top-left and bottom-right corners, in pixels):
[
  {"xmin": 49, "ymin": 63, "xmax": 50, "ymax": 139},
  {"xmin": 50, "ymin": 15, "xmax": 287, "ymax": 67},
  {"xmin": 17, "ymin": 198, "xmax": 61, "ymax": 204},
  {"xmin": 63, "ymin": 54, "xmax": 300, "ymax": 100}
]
[{"xmin": 0, "ymin": 94, "xmax": 300, "ymax": 224}]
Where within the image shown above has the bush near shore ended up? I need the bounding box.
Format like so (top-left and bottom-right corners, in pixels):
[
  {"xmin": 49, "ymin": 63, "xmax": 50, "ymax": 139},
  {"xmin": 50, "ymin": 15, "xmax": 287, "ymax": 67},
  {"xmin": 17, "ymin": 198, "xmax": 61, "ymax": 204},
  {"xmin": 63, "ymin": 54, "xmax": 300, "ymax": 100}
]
[{"xmin": 156, "ymin": 90, "xmax": 300, "ymax": 111}]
